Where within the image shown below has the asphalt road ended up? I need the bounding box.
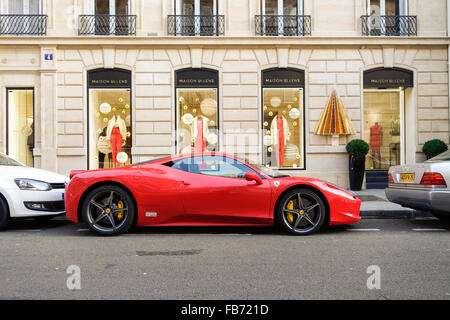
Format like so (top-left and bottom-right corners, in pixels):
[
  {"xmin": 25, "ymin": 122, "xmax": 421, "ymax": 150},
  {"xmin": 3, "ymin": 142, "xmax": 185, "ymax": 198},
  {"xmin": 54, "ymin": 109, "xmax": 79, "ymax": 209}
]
[{"xmin": 0, "ymin": 217, "xmax": 449, "ymax": 300}]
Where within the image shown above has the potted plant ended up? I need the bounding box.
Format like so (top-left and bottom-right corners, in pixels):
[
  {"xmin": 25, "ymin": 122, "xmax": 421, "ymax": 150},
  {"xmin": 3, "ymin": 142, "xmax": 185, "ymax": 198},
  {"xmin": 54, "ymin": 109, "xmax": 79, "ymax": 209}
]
[
  {"xmin": 346, "ymin": 139, "xmax": 370, "ymax": 191},
  {"xmin": 422, "ymin": 139, "xmax": 448, "ymax": 160}
]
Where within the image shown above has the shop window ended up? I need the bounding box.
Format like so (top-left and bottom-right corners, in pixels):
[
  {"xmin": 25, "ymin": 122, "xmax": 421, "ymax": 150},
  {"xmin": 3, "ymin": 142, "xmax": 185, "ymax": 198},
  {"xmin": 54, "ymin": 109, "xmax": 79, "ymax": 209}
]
[
  {"xmin": 7, "ymin": 89, "xmax": 34, "ymax": 167},
  {"xmin": 88, "ymin": 69, "xmax": 132, "ymax": 169},
  {"xmin": 175, "ymin": 69, "xmax": 219, "ymax": 155},
  {"xmin": 363, "ymin": 89, "xmax": 404, "ymax": 170},
  {"xmin": 261, "ymin": 68, "xmax": 305, "ymax": 169}
]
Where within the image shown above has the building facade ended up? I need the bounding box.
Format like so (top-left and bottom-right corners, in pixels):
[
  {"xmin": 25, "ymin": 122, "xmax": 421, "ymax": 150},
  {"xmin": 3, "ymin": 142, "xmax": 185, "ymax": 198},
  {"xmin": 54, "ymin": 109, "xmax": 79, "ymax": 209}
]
[{"xmin": 1, "ymin": 0, "xmax": 449, "ymax": 188}]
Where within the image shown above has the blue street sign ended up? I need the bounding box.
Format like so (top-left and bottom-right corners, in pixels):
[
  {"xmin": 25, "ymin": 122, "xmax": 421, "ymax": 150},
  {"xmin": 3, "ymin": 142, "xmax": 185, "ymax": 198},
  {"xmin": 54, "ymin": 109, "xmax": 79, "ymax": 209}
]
[{"xmin": 44, "ymin": 54, "xmax": 53, "ymax": 61}]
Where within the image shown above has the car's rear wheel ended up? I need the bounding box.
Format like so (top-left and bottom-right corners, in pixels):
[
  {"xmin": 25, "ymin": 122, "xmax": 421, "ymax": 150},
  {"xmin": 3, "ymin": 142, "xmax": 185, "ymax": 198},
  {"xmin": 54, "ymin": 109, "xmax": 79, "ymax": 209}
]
[
  {"xmin": 277, "ymin": 188, "xmax": 326, "ymax": 235},
  {"xmin": 82, "ymin": 185, "xmax": 135, "ymax": 236},
  {"xmin": 0, "ymin": 196, "xmax": 10, "ymax": 231}
]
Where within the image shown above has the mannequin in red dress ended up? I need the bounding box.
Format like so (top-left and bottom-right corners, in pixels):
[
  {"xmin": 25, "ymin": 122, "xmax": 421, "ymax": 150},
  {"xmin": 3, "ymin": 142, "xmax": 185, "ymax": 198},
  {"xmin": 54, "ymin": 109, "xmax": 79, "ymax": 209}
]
[{"xmin": 370, "ymin": 122, "xmax": 383, "ymax": 169}]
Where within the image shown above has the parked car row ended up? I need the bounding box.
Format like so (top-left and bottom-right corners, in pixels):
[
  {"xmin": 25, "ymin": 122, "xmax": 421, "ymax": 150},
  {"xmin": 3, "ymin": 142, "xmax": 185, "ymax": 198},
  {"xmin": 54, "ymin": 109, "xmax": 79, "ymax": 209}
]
[{"xmin": 0, "ymin": 151, "xmax": 449, "ymax": 236}]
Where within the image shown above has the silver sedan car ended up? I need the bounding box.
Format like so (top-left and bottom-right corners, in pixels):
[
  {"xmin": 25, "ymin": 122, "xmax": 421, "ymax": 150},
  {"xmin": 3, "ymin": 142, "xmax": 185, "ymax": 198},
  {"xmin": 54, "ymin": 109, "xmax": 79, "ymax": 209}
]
[{"xmin": 385, "ymin": 150, "xmax": 450, "ymax": 220}]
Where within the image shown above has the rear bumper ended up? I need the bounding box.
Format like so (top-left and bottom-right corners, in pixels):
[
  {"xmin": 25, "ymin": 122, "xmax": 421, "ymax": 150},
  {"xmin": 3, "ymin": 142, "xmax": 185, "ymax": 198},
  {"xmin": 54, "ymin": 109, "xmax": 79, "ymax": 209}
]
[{"xmin": 385, "ymin": 187, "xmax": 450, "ymax": 215}]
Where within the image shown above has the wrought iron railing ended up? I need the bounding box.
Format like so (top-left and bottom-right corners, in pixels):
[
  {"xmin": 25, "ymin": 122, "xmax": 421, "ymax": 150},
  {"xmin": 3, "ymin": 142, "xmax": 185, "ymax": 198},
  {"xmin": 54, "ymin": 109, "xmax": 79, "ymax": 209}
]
[
  {"xmin": 167, "ymin": 15, "xmax": 225, "ymax": 36},
  {"xmin": 361, "ymin": 15, "xmax": 417, "ymax": 36},
  {"xmin": 255, "ymin": 15, "xmax": 311, "ymax": 36},
  {"xmin": 0, "ymin": 14, "xmax": 47, "ymax": 35},
  {"xmin": 78, "ymin": 15, "xmax": 136, "ymax": 36}
]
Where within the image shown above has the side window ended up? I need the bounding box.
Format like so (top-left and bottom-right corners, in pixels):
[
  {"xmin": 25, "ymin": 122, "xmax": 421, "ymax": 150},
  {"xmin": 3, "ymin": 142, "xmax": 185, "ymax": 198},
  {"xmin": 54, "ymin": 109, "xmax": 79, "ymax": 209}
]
[{"xmin": 171, "ymin": 156, "xmax": 261, "ymax": 178}]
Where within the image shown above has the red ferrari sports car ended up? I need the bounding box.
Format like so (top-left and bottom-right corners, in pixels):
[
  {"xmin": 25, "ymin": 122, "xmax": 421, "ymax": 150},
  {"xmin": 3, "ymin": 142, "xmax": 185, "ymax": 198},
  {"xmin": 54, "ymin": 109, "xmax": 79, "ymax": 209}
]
[{"xmin": 65, "ymin": 152, "xmax": 361, "ymax": 236}]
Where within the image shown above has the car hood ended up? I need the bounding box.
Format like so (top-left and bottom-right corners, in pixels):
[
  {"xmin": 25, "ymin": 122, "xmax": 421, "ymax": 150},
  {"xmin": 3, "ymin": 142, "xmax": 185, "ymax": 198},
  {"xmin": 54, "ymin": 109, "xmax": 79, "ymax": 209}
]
[{"xmin": 0, "ymin": 165, "xmax": 69, "ymax": 183}]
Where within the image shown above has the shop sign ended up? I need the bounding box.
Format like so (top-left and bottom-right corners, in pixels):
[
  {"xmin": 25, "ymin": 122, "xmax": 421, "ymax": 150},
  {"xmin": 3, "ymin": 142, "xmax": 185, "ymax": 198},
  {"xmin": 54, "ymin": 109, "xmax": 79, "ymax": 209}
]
[
  {"xmin": 364, "ymin": 68, "xmax": 414, "ymax": 88},
  {"xmin": 88, "ymin": 69, "xmax": 132, "ymax": 88},
  {"xmin": 262, "ymin": 68, "xmax": 305, "ymax": 88},
  {"xmin": 175, "ymin": 68, "xmax": 219, "ymax": 88}
]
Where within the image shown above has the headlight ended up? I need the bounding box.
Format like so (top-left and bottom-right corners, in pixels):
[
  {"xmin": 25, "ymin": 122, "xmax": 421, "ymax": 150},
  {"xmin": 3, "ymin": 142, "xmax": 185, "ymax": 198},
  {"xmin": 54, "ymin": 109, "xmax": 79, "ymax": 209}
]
[{"xmin": 14, "ymin": 179, "xmax": 52, "ymax": 191}]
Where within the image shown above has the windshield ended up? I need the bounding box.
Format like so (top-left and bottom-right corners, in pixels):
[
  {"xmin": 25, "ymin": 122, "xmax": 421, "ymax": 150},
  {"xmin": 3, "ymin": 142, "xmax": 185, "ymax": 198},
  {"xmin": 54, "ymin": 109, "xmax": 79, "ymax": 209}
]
[
  {"xmin": 426, "ymin": 150, "xmax": 450, "ymax": 162},
  {"xmin": 239, "ymin": 157, "xmax": 290, "ymax": 178},
  {"xmin": 0, "ymin": 154, "xmax": 23, "ymax": 166}
]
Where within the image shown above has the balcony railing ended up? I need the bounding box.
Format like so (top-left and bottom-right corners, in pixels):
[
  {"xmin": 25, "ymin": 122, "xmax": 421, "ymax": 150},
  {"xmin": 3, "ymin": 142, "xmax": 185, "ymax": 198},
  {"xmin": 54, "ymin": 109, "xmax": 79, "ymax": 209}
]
[
  {"xmin": 255, "ymin": 15, "xmax": 311, "ymax": 36},
  {"xmin": 0, "ymin": 14, "xmax": 47, "ymax": 35},
  {"xmin": 361, "ymin": 15, "xmax": 417, "ymax": 36},
  {"xmin": 78, "ymin": 15, "xmax": 136, "ymax": 36},
  {"xmin": 167, "ymin": 15, "xmax": 225, "ymax": 36}
]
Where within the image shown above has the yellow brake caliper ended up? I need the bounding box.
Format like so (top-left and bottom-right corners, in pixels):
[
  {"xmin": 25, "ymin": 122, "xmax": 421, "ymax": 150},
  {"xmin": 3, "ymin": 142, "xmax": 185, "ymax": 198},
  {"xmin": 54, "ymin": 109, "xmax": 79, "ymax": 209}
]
[
  {"xmin": 117, "ymin": 201, "xmax": 124, "ymax": 221},
  {"xmin": 286, "ymin": 200, "xmax": 294, "ymax": 224}
]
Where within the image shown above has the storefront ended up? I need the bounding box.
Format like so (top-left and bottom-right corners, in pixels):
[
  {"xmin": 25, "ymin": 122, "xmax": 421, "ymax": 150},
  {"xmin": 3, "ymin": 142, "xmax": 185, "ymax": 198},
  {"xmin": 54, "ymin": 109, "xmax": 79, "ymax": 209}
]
[
  {"xmin": 363, "ymin": 67, "xmax": 413, "ymax": 171},
  {"xmin": 87, "ymin": 68, "xmax": 132, "ymax": 170},
  {"xmin": 175, "ymin": 68, "xmax": 219, "ymax": 155},
  {"xmin": 6, "ymin": 88, "xmax": 34, "ymax": 167},
  {"xmin": 261, "ymin": 68, "xmax": 305, "ymax": 169}
]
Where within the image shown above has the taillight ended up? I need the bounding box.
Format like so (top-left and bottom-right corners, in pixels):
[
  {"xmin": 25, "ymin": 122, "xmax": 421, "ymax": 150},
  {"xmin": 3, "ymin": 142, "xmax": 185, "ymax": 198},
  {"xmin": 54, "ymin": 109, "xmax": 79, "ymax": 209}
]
[
  {"xmin": 420, "ymin": 172, "xmax": 447, "ymax": 187},
  {"xmin": 388, "ymin": 173, "xmax": 394, "ymax": 184}
]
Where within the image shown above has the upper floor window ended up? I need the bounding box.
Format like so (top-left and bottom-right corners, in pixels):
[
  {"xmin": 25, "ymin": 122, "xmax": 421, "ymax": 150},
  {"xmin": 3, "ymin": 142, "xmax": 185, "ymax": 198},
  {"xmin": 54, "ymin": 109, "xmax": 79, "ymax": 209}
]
[
  {"xmin": 256, "ymin": 0, "xmax": 310, "ymax": 36},
  {"xmin": 262, "ymin": 0, "xmax": 303, "ymax": 16},
  {"xmin": 362, "ymin": 0, "xmax": 416, "ymax": 36},
  {"xmin": 79, "ymin": 0, "xmax": 135, "ymax": 35},
  {"xmin": 95, "ymin": 0, "xmax": 129, "ymax": 15},
  {"xmin": 0, "ymin": 0, "xmax": 47, "ymax": 35},
  {"xmin": 3, "ymin": 0, "xmax": 41, "ymax": 14},
  {"xmin": 168, "ymin": 0, "xmax": 224, "ymax": 36}
]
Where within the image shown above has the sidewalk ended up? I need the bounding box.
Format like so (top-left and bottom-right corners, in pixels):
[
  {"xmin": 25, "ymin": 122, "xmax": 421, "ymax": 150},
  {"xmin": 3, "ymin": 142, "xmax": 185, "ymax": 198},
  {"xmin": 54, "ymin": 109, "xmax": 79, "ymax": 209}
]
[{"xmin": 348, "ymin": 189, "xmax": 433, "ymax": 219}]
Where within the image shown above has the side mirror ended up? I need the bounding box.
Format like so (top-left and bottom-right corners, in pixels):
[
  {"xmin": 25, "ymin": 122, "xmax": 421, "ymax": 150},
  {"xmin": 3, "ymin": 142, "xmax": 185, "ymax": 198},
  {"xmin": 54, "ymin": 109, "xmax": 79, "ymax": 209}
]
[{"xmin": 244, "ymin": 172, "xmax": 263, "ymax": 185}]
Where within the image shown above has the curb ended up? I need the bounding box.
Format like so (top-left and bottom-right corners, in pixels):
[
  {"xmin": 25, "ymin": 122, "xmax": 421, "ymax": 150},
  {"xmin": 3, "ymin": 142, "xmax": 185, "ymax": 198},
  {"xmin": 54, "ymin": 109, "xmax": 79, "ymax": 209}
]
[{"xmin": 361, "ymin": 210, "xmax": 434, "ymax": 219}]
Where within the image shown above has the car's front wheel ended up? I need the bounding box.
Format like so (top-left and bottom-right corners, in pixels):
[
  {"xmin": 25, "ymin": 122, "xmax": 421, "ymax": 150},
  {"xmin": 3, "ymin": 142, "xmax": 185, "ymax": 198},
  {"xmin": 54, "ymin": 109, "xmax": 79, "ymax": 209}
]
[
  {"xmin": 0, "ymin": 196, "xmax": 10, "ymax": 231},
  {"xmin": 81, "ymin": 185, "xmax": 136, "ymax": 236},
  {"xmin": 276, "ymin": 188, "xmax": 326, "ymax": 235}
]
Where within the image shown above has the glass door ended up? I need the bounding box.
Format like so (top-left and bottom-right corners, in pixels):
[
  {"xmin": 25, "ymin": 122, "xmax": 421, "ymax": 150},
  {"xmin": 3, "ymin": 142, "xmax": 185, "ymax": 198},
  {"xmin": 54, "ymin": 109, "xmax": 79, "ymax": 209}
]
[
  {"xmin": 363, "ymin": 88, "xmax": 405, "ymax": 170},
  {"xmin": 7, "ymin": 89, "xmax": 34, "ymax": 167}
]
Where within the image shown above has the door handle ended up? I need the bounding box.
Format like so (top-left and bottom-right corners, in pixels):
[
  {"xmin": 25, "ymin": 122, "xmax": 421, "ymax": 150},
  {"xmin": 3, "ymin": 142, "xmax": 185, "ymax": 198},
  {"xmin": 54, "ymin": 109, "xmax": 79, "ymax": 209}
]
[{"xmin": 181, "ymin": 181, "xmax": 191, "ymax": 186}]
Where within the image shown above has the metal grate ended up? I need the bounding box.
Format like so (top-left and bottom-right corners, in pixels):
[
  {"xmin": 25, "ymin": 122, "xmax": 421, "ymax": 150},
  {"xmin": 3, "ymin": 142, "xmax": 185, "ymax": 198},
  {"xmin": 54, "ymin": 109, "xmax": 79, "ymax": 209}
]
[
  {"xmin": 255, "ymin": 15, "xmax": 311, "ymax": 36},
  {"xmin": 361, "ymin": 15, "xmax": 417, "ymax": 36},
  {"xmin": 167, "ymin": 15, "xmax": 225, "ymax": 36},
  {"xmin": 78, "ymin": 15, "xmax": 137, "ymax": 36},
  {"xmin": 0, "ymin": 14, "xmax": 47, "ymax": 35}
]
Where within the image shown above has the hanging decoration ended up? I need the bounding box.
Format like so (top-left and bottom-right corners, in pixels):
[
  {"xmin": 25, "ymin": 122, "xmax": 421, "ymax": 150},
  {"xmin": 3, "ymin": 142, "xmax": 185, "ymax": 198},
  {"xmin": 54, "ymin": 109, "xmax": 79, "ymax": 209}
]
[{"xmin": 314, "ymin": 89, "xmax": 356, "ymax": 136}]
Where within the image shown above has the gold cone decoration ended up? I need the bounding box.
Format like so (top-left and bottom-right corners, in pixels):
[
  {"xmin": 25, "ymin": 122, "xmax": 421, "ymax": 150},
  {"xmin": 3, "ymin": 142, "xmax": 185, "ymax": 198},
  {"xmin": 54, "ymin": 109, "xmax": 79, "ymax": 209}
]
[{"xmin": 314, "ymin": 90, "xmax": 356, "ymax": 136}]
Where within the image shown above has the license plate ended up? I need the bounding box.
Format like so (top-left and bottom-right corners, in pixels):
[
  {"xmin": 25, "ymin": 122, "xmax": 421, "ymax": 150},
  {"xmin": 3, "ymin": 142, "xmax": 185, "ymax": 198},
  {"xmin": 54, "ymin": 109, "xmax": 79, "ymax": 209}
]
[{"xmin": 400, "ymin": 174, "xmax": 415, "ymax": 182}]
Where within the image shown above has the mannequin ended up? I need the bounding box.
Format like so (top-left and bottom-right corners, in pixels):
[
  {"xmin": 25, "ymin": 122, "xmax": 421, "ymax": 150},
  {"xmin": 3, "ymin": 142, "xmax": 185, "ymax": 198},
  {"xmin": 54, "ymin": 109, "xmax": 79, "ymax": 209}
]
[
  {"xmin": 106, "ymin": 114, "xmax": 127, "ymax": 167},
  {"xmin": 191, "ymin": 115, "xmax": 209, "ymax": 153},
  {"xmin": 270, "ymin": 113, "xmax": 290, "ymax": 167},
  {"xmin": 370, "ymin": 122, "xmax": 383, "ymax": 169}
]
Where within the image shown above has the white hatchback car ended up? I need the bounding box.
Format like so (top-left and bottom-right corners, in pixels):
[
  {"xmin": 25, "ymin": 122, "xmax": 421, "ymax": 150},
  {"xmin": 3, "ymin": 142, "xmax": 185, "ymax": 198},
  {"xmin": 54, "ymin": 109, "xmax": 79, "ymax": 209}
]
[{"xmin": 0, "ymin": 153, "xmax": 69, "ymax": 230}]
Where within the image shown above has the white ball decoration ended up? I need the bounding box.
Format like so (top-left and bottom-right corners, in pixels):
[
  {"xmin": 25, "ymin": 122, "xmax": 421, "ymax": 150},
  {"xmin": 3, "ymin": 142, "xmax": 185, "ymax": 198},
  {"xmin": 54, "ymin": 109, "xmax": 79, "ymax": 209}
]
[
  {"xmin": 200, "ymin": 98, "xmax": 217, "ymax": 116},
  {"xmin": 270, "ymin": 96, "xmax": 282, "ymax": 107},
  {"xmin": 116, "ymin": 152, "xmax": 129, "ymax": 164},
  {"xmin": 284, "ymin": 144, "xmax": 299, "ymax": 162},
  {"xmin": 99, "ymin": 102, "xmax": 111, "ymax": 114},
  {"xmin": 289, "ymin": 108, "xmax": 300, "ymax": 120},
  {"xmin": 206, "ymin": 133, "xmax": 218, "ymax": 145},
  {"xmin": 182, "ymin": 113, "xmax": 194, "ymax": 125}
]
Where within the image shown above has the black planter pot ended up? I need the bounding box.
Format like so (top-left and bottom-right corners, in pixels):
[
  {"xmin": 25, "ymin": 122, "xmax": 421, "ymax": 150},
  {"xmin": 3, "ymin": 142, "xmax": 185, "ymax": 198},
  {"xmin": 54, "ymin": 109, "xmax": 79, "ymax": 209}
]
[{"xmin": 349, "ymin": 155, "xmax": 366, "ymax": 191}]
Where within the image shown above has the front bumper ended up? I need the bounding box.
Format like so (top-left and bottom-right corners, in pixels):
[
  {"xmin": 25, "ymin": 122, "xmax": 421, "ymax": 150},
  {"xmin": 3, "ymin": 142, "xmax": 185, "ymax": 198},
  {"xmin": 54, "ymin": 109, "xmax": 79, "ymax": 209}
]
[
  {"xmin": 5, "ymin": 188, "xmax": 66, "ymax": 218},
  {"xmin": 386, "ymin": 187, "xmax": 450, "ymax": 215}
]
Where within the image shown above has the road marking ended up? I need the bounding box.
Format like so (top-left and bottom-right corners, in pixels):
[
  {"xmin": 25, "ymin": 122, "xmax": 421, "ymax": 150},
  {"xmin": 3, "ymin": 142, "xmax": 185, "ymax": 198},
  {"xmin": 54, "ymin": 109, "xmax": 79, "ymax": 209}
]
[
  {"xmin": 346, "ymin": 229, "xmax": 379, "ymax": 231},
  {"xmin": 412, "ymin": 228, "xmax": 447, "ymax": 232}
]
